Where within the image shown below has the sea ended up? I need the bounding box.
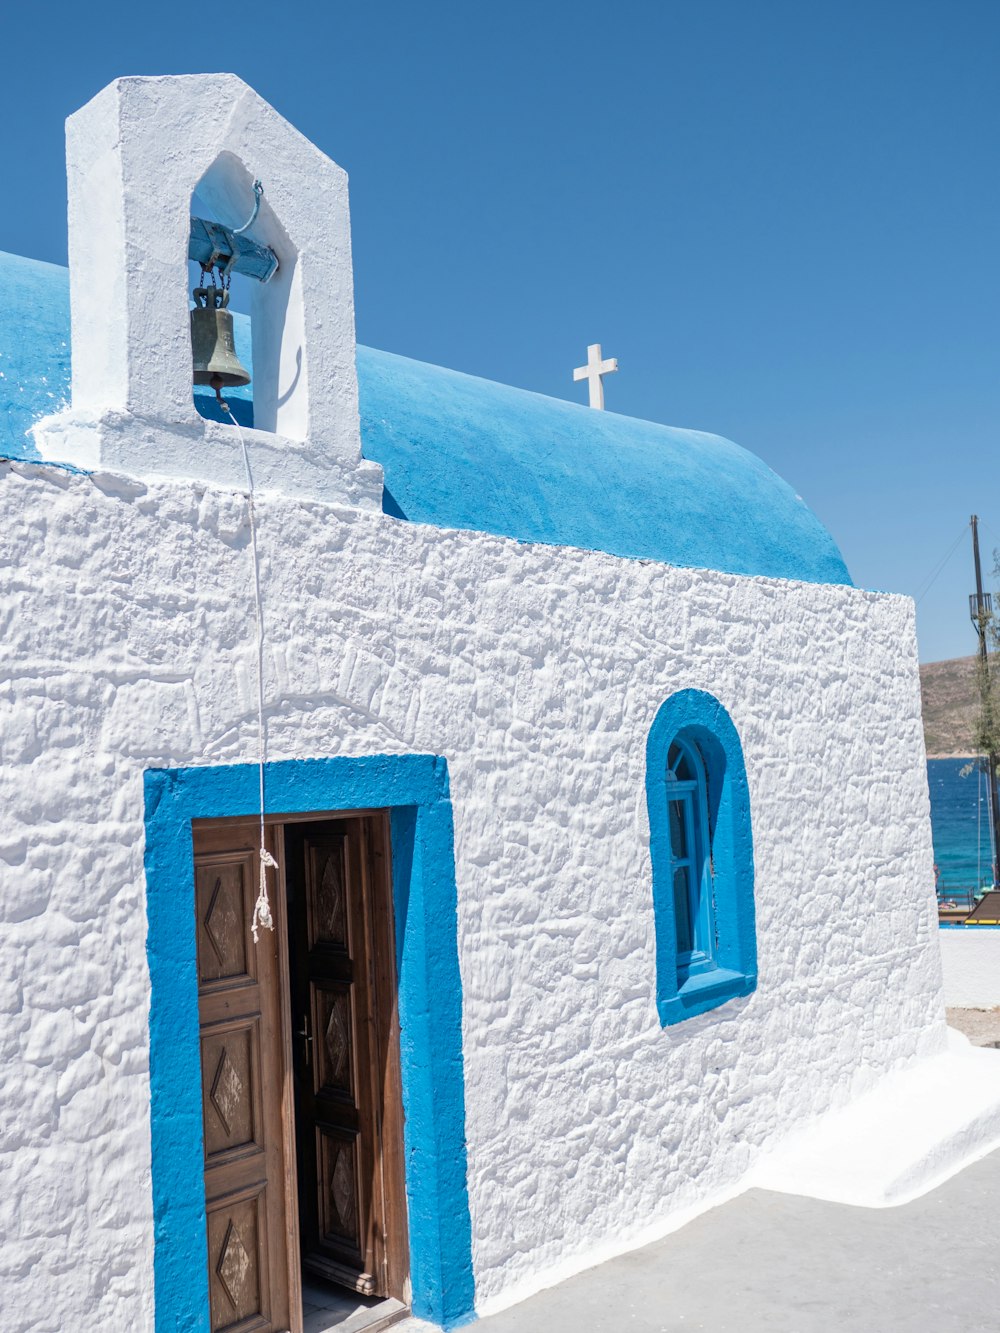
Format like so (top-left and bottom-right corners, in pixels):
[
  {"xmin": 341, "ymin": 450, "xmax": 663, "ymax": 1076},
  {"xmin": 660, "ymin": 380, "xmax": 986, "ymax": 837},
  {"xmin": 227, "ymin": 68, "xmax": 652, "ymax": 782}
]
[{"xmin": 927, "ymin": 757, "xmax": 996, "ymax": 891}]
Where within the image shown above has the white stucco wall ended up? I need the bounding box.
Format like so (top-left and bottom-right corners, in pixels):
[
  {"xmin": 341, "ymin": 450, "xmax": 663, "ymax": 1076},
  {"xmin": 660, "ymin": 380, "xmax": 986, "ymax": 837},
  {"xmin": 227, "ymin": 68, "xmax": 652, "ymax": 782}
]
[
  {"xmin": 0, "ymin": 457, "xmax": 945, "ymax": 1331},
  {"xmin": 939, "ymin": 929, "xmax": 1000, "ymax": 1008}
]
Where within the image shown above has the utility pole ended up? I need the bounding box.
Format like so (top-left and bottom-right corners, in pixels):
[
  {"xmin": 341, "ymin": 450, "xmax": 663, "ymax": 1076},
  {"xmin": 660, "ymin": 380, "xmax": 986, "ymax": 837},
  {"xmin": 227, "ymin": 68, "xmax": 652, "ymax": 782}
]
[{"xmin": 969, "ymin": 514, "xmax": 1000, "ymax": 887}]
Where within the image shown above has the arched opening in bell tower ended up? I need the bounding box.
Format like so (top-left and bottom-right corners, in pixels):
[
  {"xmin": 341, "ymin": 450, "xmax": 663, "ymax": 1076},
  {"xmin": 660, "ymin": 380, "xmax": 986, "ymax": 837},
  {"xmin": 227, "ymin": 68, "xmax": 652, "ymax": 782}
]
[{"xmin": 188, "ymin": 152, "xmax": 306, "ymax": 439}]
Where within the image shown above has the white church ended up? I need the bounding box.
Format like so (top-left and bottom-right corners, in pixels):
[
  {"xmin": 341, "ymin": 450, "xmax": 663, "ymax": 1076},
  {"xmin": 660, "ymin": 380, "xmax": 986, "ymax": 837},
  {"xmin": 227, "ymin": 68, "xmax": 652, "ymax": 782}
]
[{"xmin": 2, "ymin": 73, "xmax": 999, "ymax": 1333}]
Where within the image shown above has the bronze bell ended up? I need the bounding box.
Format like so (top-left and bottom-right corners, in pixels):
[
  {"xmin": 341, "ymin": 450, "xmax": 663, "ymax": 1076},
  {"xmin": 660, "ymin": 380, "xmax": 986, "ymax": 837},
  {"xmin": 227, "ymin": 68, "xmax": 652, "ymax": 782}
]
[{"xmin": 190, "ymin": 285, "xmax": 251, "ymax": 407}]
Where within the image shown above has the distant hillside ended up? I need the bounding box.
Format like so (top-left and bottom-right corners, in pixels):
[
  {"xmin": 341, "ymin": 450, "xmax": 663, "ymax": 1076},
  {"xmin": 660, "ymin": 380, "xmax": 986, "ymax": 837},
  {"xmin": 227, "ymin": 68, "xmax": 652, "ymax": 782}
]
[{"xmin": 920, "ymin": 655, "xmax": 979, "ymax": 758}]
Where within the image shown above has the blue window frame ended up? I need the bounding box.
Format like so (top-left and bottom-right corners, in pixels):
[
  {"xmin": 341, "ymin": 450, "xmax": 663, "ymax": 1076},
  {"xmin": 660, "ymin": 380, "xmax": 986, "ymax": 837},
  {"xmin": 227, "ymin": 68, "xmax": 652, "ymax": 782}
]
[{"xmin": 647, "ymin": 690, "xmax": 757, "ymax": 1025}]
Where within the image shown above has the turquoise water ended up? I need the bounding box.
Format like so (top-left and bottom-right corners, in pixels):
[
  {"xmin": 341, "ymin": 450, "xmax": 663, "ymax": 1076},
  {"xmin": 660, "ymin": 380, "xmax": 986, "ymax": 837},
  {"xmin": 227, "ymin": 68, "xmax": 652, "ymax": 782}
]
[{"xmin": 927, "ymin": 758, "xmax": 995, "ymax": 891}]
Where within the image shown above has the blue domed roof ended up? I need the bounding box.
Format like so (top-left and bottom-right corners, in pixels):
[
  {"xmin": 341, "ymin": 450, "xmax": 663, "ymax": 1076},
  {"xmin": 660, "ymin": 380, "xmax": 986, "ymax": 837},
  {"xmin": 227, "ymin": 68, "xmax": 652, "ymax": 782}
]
[{"xmin": 0, "ymin": 250, "xmax": 850, "ymax": 586}]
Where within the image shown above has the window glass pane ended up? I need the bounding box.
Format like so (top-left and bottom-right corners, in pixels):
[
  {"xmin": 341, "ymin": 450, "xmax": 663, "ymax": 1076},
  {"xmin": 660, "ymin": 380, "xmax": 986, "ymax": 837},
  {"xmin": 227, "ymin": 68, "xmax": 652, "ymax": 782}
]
[
  {"xmin": 673, "ymin": 866, "xmax": 694, "ymax": 954},
  {"xmin": 668, "ymin": 799, "xmax": 688, "ymax": 859},
  {"xmin": 668, "ymin": 740, "xmax": 696, "ymax": 784},
  {"xmin": 666, "ymin": 743, "xmax": 679, "ymax": 782}
]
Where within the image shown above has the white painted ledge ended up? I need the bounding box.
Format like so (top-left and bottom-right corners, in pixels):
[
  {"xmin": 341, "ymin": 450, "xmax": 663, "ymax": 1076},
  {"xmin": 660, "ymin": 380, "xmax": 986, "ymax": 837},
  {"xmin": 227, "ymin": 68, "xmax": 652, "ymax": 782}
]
[
  {"xmin": 31, "ymin": 408, "xmax": 384, "ymax": 508},
  {"xmin": 749, "ymin": 1029, "xmax": 1000, "ymax": 1208},
  {"xmin": 938, "ymin": 927, "xmax": 1000, "ymax": 1007}
]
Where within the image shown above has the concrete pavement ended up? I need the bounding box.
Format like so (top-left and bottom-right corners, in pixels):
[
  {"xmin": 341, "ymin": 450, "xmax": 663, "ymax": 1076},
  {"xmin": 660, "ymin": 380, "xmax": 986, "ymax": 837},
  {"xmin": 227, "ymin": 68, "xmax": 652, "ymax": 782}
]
[{"xmin": 471, "ymin": 1148, "xmax": 1000, "ymax": 1333}]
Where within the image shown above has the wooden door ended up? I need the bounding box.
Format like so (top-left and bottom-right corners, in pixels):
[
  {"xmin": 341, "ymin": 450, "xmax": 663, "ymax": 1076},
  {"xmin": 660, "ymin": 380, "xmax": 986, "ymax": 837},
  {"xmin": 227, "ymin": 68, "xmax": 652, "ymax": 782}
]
[
  {"xmin": 195, "ymin": 821, "xmax": 293, "ymax": 1333},
  {"xmin": 284, "ymin": 816, "xmax": 408, "ymax": 1303}
]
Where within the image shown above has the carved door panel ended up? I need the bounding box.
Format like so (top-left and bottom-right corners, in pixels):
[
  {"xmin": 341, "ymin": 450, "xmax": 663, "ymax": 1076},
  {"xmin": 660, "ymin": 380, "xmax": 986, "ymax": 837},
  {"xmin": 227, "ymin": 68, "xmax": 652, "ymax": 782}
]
[
  {"xmin": 285, "ymin": 817, "xmax": 407, "ymax": 1301},
  {"xmin": 195, "ymin": 822, "xmax": 292, "ymax": 1333}
]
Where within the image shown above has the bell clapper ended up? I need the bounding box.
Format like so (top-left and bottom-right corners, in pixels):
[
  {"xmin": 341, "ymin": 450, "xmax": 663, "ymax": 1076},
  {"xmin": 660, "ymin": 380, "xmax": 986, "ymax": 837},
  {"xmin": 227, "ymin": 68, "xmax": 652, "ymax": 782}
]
[{"xmin": 210, "ymin": 375, "xmax": 229, "ymax": 411}]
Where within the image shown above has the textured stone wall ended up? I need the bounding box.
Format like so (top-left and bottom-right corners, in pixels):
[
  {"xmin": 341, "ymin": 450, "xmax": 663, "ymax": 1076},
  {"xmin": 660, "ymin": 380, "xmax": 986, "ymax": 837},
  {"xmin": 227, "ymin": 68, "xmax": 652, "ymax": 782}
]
[{"xmin": 0, "ymin": 458, "xmax": 944, "ymax": 1330}]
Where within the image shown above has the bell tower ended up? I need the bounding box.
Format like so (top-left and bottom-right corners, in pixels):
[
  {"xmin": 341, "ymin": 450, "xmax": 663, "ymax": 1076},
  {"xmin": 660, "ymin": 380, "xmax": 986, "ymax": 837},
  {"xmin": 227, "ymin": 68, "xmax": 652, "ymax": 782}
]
[{"xmin": 32, "ymin": 74, "xmax": 383, "ymax": 508}]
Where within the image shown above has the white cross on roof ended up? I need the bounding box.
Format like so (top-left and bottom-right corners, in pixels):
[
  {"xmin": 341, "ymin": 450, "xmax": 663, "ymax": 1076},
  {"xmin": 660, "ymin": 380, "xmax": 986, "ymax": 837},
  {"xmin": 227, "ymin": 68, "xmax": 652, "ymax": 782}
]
[{"xmin": 573, "ymin": 343, "xmax": 618, "ymax": 410}]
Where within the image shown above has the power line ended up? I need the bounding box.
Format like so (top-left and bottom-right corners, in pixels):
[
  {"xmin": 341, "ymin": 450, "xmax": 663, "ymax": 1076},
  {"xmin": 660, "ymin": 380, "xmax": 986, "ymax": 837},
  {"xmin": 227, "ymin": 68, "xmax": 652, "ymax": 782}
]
[{"xmin": 913, "ymin": 523, "xmax": 971, "ymax": 605}]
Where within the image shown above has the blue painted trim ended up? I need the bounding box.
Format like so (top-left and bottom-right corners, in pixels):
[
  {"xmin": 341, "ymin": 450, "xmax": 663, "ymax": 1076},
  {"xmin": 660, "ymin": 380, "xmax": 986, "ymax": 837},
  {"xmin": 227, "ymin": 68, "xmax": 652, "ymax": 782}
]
[
  {"xmin": 144, "ymin": 755, "xmax": 476, "ymax": 1331},
  {"xmin": 646, "ymin": 691, "xmax": 757, "ymax": 1026},
  {"xmin": 939, "ymin": 922, "xmax": 1000, "ymax": 930},
  {"xmin": 0, "ymin": 452, "xmax": 85, "ymax": 474}
]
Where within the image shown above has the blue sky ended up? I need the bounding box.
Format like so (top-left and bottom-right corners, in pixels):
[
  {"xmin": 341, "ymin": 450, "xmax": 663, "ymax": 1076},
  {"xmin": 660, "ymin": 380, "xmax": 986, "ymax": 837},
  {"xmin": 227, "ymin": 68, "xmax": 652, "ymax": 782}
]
[{"xmin": 2, "ymin": 1, "xmax": 997, "ymax": 662}]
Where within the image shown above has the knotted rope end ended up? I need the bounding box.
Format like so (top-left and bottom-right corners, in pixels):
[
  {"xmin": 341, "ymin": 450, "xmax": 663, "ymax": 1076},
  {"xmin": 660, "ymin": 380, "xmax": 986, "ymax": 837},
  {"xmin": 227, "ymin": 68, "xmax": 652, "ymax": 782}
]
[{"xmin": 251, "ymin": 848, "xmax": 278, "ymax": 943}]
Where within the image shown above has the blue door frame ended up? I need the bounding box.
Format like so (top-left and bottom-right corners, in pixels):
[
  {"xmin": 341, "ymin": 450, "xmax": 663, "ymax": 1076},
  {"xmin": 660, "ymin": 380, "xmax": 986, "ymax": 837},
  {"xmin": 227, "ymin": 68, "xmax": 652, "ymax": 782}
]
[{"xmin": 144, "ymin": 753, "xmax": 476, "ymax": 1331}]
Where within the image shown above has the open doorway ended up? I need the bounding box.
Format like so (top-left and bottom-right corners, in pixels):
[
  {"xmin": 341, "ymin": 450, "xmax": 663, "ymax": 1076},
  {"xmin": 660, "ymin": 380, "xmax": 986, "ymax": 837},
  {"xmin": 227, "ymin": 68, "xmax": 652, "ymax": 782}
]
[
  {"xmin": 284, "ymin": 816, "xmax": 410, "ymax": 1332},
  {"xmin": 193, "ymin": 812, "xmax": 409, "ymax": 1333}
]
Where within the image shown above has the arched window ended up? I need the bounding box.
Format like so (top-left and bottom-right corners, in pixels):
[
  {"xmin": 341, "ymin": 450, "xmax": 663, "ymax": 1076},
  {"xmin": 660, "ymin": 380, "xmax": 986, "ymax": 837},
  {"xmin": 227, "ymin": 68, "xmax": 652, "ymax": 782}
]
[{"xmin": 647, "ymin": 690, "xmax": 757, "ymax": 1025}]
